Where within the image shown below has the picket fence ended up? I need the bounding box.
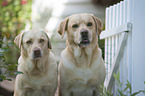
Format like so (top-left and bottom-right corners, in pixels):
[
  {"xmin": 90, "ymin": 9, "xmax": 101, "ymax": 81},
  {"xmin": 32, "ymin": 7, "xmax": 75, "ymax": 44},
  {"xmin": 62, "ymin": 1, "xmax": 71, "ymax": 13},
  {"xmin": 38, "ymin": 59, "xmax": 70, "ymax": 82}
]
[{"xmin": 100, "ymin": 0, "xmax": 145, "ymax": 95}]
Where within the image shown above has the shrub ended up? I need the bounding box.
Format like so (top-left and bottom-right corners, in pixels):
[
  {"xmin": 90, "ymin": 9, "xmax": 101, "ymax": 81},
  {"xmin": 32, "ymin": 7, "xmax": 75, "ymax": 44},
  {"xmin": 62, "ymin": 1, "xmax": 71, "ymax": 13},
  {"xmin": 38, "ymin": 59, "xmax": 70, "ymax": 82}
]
[{"xmin": 0, "ymin": 0, "xmax": 32, "ymax": 82}]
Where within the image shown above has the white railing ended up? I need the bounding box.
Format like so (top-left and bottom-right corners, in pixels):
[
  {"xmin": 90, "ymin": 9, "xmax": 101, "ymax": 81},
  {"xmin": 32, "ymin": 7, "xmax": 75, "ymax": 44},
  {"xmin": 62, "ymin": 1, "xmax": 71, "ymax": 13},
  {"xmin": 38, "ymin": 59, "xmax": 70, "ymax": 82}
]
[{"xmin": 100, "ymin": 0, "xmax": 133, "ymax": 93}]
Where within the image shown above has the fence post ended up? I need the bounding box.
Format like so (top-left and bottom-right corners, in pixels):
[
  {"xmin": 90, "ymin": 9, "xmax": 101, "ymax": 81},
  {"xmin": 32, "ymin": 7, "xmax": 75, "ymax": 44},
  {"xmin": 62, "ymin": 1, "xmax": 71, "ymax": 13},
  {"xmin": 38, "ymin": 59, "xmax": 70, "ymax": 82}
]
[{"xmin": 132, "ymin": 0, "xmax": 145, "ymax": 94}]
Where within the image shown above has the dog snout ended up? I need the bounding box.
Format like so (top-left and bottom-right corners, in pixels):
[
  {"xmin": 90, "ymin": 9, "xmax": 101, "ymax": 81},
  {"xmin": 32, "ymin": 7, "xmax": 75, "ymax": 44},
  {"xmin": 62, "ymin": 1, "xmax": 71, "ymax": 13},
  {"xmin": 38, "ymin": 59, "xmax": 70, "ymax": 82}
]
[
  {"xmin": 34, "ymin": 48, "xmax": 40, "ymax": 54},
  {"xmin": 33, "ymin": 48, "xmax": 41, "ymax": 59},
  {"xmin": 81, "ymin": 30, "xmax": 88, "ymax": 36},
  {"xmin": 80, "ymin": 30, "xmax": 89, "ymax": 39}
]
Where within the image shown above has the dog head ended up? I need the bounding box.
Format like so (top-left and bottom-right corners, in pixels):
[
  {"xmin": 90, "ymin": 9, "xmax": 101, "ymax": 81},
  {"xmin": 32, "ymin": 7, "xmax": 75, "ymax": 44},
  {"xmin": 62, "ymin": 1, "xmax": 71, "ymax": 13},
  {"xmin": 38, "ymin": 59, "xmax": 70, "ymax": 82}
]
[
  {"xmin": 57, "ymin": 13, "xmax": 102, "ymax": 47},
  {"xmin": 14, "ymin": 29, "xmax": 52, "ymax": 60}
]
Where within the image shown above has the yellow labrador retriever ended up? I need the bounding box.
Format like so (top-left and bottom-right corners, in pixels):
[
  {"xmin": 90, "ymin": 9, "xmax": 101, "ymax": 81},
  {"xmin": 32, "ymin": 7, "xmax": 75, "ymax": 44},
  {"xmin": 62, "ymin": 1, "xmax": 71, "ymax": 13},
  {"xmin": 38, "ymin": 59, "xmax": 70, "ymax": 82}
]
[
  {"xmin": 57, "ymin": 13, "xmax": 106, "ymax": 96},
  {"xmin": 14, "ymin": 29, "xmax": 57, "ymax": 96}
]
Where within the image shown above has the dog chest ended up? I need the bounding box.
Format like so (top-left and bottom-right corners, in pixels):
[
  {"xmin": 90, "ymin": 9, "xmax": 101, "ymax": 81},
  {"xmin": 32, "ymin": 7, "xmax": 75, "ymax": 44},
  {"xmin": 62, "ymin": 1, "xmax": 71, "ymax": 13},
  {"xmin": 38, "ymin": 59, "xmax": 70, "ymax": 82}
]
[
  {"xmin": 20, "ymin": 74, "xmax": 57, "ymax": 96},
  {"xmin": 21, "ymin": 85, "xmax": 56, "ymax": 96},
  {"xmin": 61, "ymin": 64, "xmax": 100, "ymax": 85},
  {"xmin": 60, "ymin": 65, "xmax": 102, "ymax": 96}
]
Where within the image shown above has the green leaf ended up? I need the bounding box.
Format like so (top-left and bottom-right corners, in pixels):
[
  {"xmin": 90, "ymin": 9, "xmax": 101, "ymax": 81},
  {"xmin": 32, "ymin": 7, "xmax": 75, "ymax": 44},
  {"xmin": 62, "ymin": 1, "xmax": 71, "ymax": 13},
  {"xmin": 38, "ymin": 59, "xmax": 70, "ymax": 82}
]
[
  {"xmin": 1, "ymin": 76, "xmax": 6, "ymax": 80},
  {"xmin": 123, "ymin": 86, "xmax": 129, "ymax": 92},
  {"xmin": 11, "ymin": 72, "xmax": 15, "ymax": 75},
  {"xmin": 131, "ymin": 90, "xmax": 145, "ymax": 96},
  {"xmin": 15, "ymin": 71, "xmax": 23, "ymax": 75},
  {"xmin": 106, "ymin": 90, "xmax": 113, "ymax": 96},
  {"xmin": 6, "ymin": 79, "xmax": 12, "ymax": 81},
  {"xmin": 124, "ymin": 80, "xmax": 132, "ymax": 94},
  {"xmin": 113, "ymin": 72, "xmax": 120, "ymax": 84},
  {"xmin": 118, "ymin": 89, "xmax": 124, "ymax": 96},
  {"xmin": 127, "ymin": 80, "xmax": 132, "ymax": 94},
  {"xmin": 0, "ymin": 77, "xmax": 3, "ymax": 82},
  {"xmin": 2, "ymin": 59, "xmax": 6, "ymax": 62}
]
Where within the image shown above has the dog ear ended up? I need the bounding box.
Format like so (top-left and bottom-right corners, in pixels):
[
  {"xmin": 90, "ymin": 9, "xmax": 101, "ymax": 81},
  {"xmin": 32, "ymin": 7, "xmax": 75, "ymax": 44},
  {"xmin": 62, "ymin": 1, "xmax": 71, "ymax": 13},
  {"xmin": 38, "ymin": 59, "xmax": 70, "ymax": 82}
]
[
  {"xmin": 91, "ymin": 15, "xmax": 103, "ymax": 35},
  {"xmin": 57, "ymin": 17, "xmax": 69, "ymax": 38},
  {"xmin": 14, "ymin": 32, "xmax": 25, "ymax": 49},
  {"xmin": 43, "ymin": 30, "xmax": 52, "ymax": 49},
  {"xmin": 48, "ymin": 38, "xmax": 52, "ymax": 49}
]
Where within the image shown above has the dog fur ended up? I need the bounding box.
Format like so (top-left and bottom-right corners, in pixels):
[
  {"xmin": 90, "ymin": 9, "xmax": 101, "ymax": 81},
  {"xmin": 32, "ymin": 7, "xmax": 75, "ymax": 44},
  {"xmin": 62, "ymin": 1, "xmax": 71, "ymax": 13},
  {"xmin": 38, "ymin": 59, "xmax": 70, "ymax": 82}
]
[
  {"xmin": 14, "ymin": 29, "xmax": 57, "ymax": 96},
  {"xmin": 57, "ymin": 13, "xmax": 106, "ymax": 96}
]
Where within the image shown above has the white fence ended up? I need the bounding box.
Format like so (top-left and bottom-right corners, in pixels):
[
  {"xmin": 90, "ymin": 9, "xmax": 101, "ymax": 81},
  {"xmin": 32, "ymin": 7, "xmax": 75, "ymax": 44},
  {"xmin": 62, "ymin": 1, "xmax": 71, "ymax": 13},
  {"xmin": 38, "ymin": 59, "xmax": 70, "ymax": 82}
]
[{"xmin": 100, "ymin": 0, "xmax": 145, "ymax": 95}]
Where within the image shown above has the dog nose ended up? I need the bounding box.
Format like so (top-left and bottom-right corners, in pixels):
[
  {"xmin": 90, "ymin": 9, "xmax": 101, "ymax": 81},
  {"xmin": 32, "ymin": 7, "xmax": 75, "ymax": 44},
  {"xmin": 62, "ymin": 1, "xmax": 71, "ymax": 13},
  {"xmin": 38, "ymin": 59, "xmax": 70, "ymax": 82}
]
[
  {"xmin": 80, "ymin": 30, "xmax": 88, "ymax": 35},
  {"xmin": 33, "ymin": 48, "xmax": 41, "ymax": 59},
  {"xmin": 34, "ymin": 48, "xmax": 40, "ymax": 55}
]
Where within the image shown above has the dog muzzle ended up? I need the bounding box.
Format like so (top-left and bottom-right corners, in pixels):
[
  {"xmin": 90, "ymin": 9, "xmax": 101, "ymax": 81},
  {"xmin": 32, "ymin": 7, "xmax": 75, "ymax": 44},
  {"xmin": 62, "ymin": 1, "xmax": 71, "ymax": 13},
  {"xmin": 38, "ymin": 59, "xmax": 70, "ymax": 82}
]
[
  {"xmin": 78, "ymin": 30, "xmax": 90, "ymax": 47},
  {"xmin": 33, "ymin": 48, "xmax": 42, "ymax": 59}
]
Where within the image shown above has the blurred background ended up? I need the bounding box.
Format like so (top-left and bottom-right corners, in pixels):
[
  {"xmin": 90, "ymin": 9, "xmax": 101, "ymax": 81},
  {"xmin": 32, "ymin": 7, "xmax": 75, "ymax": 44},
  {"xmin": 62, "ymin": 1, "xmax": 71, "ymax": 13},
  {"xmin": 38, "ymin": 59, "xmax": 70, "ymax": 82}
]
[{"xmin": 0, "ymin": 0, "xmax": 121, "ymax": 96}]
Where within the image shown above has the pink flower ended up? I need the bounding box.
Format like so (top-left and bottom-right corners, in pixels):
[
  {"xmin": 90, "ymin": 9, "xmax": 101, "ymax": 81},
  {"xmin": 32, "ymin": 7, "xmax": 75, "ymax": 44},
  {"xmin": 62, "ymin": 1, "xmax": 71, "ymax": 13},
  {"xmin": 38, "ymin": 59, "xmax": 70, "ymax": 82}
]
[
  {"xmin": 2, "ymin": 1, "xmax": 9, "ymax": 6},
  {"xmin": 21, "ymin": 0, "xmax": 27, "ymax": 5}
]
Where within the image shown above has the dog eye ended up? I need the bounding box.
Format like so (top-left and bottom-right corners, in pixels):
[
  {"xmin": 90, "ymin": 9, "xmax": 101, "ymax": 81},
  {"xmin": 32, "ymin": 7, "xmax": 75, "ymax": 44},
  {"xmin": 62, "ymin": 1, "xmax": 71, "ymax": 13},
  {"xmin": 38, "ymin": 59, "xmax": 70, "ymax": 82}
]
[
  {"xmin": 87, "ymin": 22, "xmax": 92, "ymax": 26},
  {"xmin": 72, "ymin": 24, "xmax": 79, "ymax": 28},
  {"xmin": 26, "ymin": 40, "xmax": 32, "ymax": 44},
  {"xmin": 40, "ymin": 39, "xmax": 44, "ymax": 43}
]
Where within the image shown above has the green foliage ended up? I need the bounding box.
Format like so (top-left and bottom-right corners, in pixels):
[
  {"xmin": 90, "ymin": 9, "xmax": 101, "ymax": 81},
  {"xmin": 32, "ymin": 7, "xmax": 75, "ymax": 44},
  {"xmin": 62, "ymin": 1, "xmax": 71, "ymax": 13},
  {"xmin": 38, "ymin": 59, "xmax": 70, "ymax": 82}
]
[
  {"xmin": 0, "ymin": 0, "xmax": 32, "ymax": 37},
  {"xmin": 98, "ymin": 38, "xmax": 105, "ymax": 59},
  {"xmin": 0, "ymin": 0, "xmax": 31, "ymax": 82},
  {"xmin": 100, "ymin": 84, "xmax": 113, "ymax": 96},
  {"xmin": 99, "ymin": 72, "xmax": 145, "ymax": 96},
  {"xmin": 0, "ymin": 41, "xmax": 23, "ymax": 82},
  {"xmin": 113, "ymin": 72, "xmax": 121, "ymax": 84},
  {"xmin": 113, "ymin": 72, "xmax": 145, "ymax": 96}
]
